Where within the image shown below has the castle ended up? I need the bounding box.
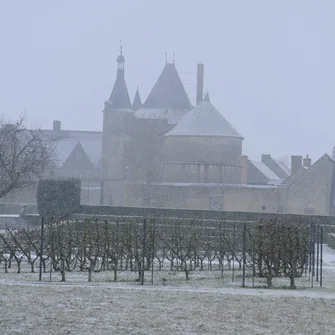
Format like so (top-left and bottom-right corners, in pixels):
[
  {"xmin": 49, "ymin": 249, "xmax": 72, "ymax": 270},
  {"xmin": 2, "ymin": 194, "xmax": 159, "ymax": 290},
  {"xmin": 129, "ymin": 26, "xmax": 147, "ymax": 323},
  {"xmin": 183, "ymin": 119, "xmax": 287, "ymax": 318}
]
[
  {"xmin": 2, "ymin": 46, "xmax": 335, "ymax": 216},
  {"xmin": 101, "ymin": 46, "xmax": 245, "ymax": 208}
]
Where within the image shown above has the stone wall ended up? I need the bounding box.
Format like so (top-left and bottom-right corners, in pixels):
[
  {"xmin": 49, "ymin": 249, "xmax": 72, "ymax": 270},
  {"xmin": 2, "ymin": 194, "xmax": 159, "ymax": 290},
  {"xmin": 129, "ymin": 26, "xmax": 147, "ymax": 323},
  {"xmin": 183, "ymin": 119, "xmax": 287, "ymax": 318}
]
[
  {"xmin": 77, "ymin": 204, "xmax": 334, "ymax": 224},
  {"xmin": 125, "ymin": 182, "xmax": 279, "ymax": 213},
  {"xmin": 162, "ymin": 136, "xmax": 243, "ymax": 184},
  {"xmin": 284, "ymin": 154, "xmax": 334, "ymax": 215},
  {"xmin": 163, "ymin": 136, "xmax": 242, "ymax": 165},
  {"xmin": 0, "ymin": 180, "xmax": 102, "ymax": 207}
]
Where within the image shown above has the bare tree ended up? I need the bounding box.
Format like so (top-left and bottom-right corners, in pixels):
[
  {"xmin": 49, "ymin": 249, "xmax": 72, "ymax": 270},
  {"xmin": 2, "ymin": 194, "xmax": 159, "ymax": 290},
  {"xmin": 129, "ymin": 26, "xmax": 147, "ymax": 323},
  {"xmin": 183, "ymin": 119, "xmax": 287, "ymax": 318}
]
[{"xmin": 0, "ymin": 115, "xmax": 54, "ymax": 200}]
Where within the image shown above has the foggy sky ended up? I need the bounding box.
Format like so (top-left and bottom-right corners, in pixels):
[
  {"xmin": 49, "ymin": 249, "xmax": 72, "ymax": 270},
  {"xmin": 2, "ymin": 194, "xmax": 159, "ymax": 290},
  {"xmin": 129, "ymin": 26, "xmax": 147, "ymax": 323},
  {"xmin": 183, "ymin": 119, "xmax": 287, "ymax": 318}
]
[{"xmin": 1, "ymin": 0, "xmax": 335, "ymax": 162}]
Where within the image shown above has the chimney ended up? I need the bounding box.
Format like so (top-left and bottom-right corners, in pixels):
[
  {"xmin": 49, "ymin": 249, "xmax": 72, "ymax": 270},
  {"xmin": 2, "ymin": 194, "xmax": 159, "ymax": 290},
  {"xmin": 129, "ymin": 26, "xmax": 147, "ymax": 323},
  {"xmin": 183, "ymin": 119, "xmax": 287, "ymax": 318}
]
[
  {"xmin": 303, "ymin": 155, "xmax": 312, "ymax": 168},
  {"xmin": 196, "ymin": 63, "xmax": 204, "ymax": 104},
  {"xmin": 53, "ymin": 120, "xmax": 61, "ymax": 132},
  {"xmin": 241, "ymin": 155, "xmax": 248, "ymax": 184},
  {"xmin": 291, "ymin": 155, "xmax": 303, "ymax": 175}
]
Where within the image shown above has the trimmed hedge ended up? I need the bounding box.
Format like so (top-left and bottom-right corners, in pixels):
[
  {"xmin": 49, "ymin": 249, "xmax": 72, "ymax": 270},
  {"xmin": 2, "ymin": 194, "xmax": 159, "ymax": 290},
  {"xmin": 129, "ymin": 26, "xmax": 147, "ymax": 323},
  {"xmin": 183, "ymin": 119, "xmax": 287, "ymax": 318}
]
[{"xmin": 37, "ymin": 178, "xmax": 81, "ymax": 218}]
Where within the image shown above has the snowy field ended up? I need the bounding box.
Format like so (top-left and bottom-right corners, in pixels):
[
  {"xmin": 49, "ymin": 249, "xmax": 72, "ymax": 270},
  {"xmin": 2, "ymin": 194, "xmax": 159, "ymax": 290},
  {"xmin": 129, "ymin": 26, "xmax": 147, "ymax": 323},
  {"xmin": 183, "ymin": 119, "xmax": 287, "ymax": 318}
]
[
  {"xmin": 1, "ymin": 282, "xmax": 335, "ymax": 334},
  {"xmin": 0, "ymin": 244, "xmax": 334, "ymax": 334}
]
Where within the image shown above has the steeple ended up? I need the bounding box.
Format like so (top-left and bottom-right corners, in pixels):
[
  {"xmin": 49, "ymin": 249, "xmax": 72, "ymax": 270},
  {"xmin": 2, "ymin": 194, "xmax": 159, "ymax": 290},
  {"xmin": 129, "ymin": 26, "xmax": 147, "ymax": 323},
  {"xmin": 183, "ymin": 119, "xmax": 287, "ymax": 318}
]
[
  {"xmin": 133, "ymin": 86, "xmax": 142, "ymax": 111},
  {"xmin": 106, "ymin": 42, "xmax": 132, "ymax": 110},
  {"xmin": 116, "ymin": 40, "xmax": 125, "ymax": 79}
]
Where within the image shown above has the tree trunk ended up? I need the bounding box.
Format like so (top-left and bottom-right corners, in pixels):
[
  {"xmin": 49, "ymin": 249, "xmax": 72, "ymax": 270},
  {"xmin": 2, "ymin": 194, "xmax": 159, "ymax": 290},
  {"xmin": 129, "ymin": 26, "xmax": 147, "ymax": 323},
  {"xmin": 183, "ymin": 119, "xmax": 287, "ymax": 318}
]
[
  {"xmin": 88, "ymin": 262, "xmax": 93, "ymax": 282},
  {"xmin": 158, "ymin": 259, "xmax": 162, "ymax": 271},
  {"xmin": 113, "ymin": 259, "xmax": 118, "ymax": 282},
  {"xmin": 30, "ymin": 260, "xmax": 35, "ymax": 273},
  {"xmin": 290, "ymin": 275, "xmax": 296, "ymax": 289},
  {"xmin": 185, "ymin": 269, "xmax": 189, "ymax": 281},
  {"xmin": 4, "ymin": 260, "xmax": 8, "ymax": 273},
  {"xmin": 61, "ymin": 270, "xmax": 66, "ymax": 282},
  {"xmin": 137, "ymin": 262, "xmax": 141, "ymax": 282},
  {"xmin": 16, "ymin": 260, "xmax": 21, "ymax": 274},
  {"xmin": 266, "ymin": 273, "xmax": 273, "ymax": 288},
  {"xmin": 219, "ymin": 259, "xmax": 224, "ymax": 278},
  {"xmin": 61, "ymin": 260, "xmax": 66, "ymax": 282}
]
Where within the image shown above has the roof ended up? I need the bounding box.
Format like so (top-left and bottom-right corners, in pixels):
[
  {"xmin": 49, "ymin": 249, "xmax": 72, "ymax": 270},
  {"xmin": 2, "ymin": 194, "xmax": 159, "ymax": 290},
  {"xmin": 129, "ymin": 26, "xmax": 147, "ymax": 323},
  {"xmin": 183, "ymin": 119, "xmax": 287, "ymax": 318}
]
[
  {"xmin": 165, "ymin": 100, "xmax": 243, "ymax": 138},
  {"xmin": 143, "ymin": 63, "xmax": 192, "ymax": 110},
  {"xmin": 43, "ymin": 130, "xmax": 102, "ymax": 169},
  {"xmin": 249, "ymin": 160, "xmax": 280, "ymax": 180},
  {"xmin": 107, "ymin": 74, "xmax": 132, "ymax": 110},
  {"xmin": 135, "ymin": 108, "xmax": 189, "ymax": 125},
  {"xmin": 281, "ymin": 165, "xmax": 307, "ymax": 185},
  {"xmin": 132, "ymin": 86, "xmax": 142, "ymax": 111},
  {"xmin": 274, "ymin": 159, "xmax": 291, "ymax": 176}
]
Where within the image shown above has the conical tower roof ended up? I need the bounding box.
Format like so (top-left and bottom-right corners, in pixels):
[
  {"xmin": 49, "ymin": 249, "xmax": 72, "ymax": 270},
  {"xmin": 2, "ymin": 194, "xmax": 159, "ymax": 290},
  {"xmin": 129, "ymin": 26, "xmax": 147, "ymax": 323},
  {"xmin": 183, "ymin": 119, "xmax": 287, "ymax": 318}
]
[
  {"xmin": 107, "ymin": 46, "xmax": 132, "ymax": 110},
  {"xmin": 143, "ymin": 63, "xmax": 192, "ymax": 110},
  {"xmin": 132, "ymin": 86, "xmax": 142, "ymax": 111},
  {"xmin": 165, "ymin": 100, "xmax": 243, "ymax": 138},
  {"xmin": 108, "ymin": 79, "xmax": 132, "ymax": 109}
]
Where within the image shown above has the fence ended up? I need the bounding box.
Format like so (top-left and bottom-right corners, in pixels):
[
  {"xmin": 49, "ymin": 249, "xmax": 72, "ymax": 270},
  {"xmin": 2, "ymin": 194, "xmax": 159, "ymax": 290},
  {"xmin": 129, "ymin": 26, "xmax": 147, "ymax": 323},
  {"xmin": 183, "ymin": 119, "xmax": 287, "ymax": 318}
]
[{"xmin": 0, "ymin": 211, "xmax": 334, "ymax": 289}]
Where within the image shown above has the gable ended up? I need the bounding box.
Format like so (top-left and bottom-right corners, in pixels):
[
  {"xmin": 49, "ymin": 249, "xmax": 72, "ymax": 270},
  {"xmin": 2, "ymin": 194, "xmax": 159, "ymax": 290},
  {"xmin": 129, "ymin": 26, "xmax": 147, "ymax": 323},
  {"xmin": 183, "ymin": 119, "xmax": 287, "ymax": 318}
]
[
  {"xmin": 286, "ymin": 154, "xmax": 335, "ymax": 215},
  {"xmin": 63, "ymin": 142, "xmax": 94, "ymax": 170}
]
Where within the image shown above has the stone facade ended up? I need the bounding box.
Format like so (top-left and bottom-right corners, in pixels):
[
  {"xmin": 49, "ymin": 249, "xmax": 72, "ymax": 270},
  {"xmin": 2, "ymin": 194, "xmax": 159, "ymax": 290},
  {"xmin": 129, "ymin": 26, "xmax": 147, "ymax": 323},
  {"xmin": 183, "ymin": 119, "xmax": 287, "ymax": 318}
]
[{"xmin": 283, "ymin": 155, "xmax": 334, "ymax": 215}]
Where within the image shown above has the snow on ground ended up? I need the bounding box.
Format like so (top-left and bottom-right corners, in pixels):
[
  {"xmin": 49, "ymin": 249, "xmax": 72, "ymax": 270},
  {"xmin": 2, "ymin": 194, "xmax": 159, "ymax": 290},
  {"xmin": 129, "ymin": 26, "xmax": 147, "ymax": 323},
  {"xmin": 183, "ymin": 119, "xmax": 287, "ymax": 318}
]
[
  {"xmin": 1, "ymin": 282, "xmax": 335, "ymax": 335},
  {"xmin": 0, "ymin": 244, "xmax": 334, "ymax": 334}
]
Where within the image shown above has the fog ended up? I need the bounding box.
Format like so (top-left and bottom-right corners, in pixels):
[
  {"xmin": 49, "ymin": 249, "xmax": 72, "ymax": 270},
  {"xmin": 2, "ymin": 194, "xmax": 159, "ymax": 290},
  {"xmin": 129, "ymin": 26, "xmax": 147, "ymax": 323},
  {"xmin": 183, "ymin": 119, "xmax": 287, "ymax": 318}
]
[{"xmin": 1, "ymin": 0, "xmax": 335, "ymax": 161}]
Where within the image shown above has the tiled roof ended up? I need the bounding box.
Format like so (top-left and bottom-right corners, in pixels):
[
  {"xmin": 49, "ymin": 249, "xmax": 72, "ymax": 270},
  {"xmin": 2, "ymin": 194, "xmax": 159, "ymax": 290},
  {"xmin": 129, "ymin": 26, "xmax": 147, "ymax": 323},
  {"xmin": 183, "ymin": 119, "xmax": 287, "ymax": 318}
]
[
  {"xmin": 143, "ymin": 63, "xmax": 192, "ymax": 110},
  {"xmin": 165, "ymin": 100, "xmax": 243, "ymax": 138}
]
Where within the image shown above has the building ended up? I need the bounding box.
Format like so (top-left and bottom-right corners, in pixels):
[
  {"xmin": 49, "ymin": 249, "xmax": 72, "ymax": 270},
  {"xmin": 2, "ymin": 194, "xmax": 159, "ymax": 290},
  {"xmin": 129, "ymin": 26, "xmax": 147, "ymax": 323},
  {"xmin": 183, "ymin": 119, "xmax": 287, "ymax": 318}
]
[
  {"xmin": 0, "ymin": 121, "xmax": 103, "ymax": 206},
  {"xmin": 100, "ymin": 47, "xmax": 335, "ymax": 215},
  {"xmin": 2, "ymin": 46, "xmax": 335, "ymax": 216}
]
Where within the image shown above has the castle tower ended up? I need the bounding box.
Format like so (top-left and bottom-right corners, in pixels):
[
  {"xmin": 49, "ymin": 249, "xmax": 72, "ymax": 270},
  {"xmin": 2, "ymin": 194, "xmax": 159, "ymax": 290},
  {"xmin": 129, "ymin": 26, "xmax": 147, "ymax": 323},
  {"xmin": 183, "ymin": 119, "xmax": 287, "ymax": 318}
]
[
  {"xmin": 163, "ymin": 98, "xmax": 244, "ymax": 184},
  {"xmin": 101, "ymin": 43, "xmax": 135, "ymax": 205}
]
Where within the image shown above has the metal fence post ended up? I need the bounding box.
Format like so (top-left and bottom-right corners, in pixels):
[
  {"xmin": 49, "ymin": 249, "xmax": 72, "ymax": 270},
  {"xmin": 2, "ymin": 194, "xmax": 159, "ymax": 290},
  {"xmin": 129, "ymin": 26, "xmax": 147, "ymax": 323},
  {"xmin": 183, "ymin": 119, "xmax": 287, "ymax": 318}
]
[
  {"xmin": 320, "ymin": 226, "xmax": 323, "ymax": 288},
  {"xmin": 141, "ymin": 219, "xmax": 147, "ymax": 285},
  {"xmin": 39, "ymin": 216, "xmax": 44, "ymax": 282},
  {"xmin": 316, "ymin": 224, "xmax": 320, "ymax": 282},
  {"xmin": 232, "ymin": 222, "xmax": 236, "ymax": 282},
  {"xmin": 151, "ymin": 218, "xmax": 155, "ymax": 285},
  {"xmin": 242, "ymin": 221, "xmax": 246, "ymax": 288}
]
